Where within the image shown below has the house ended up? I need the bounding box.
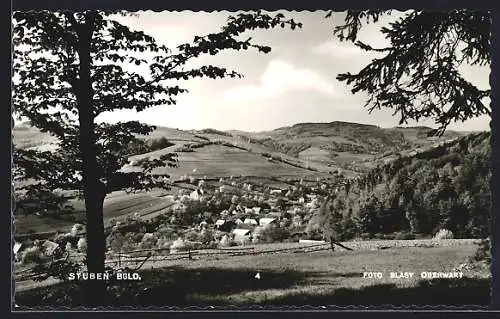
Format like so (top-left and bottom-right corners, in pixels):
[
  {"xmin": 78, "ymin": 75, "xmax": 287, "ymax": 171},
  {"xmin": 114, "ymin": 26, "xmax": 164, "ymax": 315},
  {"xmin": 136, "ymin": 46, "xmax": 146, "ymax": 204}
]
[
  {"xmin": 245, "ymin": 207, "xmax": 254, "ymax": 214},
  {"xmin": 259, "ymin": 217, "xmax": 277, "ymax": 227},
  {"xmin": 270, "ymin": 189, "xmax": 282, "ymax": 195},
  {"xmin": 232, "ymin": 228, "xmax": 252, "ymax": 244},
  {"xmin": 215, "ymin": 219, "xmax": 225, "ymax": 227},
  {"xmin": 253, "ymin": 207, "xmax": 262, "ymax": 214},
  {"xmin": 235, "ymin": 218, "xmax": 244, "ymax": 225},
  {"xmin": 243, "ymin": 218, "xmax": 258, "ymax": 226}
]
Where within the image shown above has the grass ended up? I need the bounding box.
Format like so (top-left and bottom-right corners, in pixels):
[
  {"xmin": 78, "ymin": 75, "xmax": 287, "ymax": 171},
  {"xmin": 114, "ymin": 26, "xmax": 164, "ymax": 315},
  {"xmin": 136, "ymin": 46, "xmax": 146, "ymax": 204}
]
[
  {"xmin": 14, "ymin": 191, "xmax": 174, "ymax": 235},
  {"xmin": 140, "ymin": 144, "xmax": 318, "ymax": 178},
  {"xmin": 15, "ymin": 243, "xmax": 490, "ymax": 307}
]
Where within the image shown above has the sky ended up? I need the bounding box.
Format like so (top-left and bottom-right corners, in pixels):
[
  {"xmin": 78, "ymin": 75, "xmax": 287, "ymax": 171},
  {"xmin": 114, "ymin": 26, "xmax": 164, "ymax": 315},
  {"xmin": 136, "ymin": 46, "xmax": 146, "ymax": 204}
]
[{"xmin": 20, "ymin": 10, "xmax": 493, "ymax": 133}]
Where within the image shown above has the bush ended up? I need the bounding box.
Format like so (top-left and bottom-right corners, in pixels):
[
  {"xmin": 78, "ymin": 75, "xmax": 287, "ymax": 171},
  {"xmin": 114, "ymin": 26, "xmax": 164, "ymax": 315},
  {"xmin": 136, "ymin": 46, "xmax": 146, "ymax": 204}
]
[
  {"xmin": 170, "ymin": 238, "xmax": 188, "ymax": 253},
  {"xmin": 473, "ymin": 239, "xmax": 491, "ymax": 264},
  {"xmin": 139, "ymin": 233, "xmax": 158, "ymax": 249},
  {"xmin": 259, "ymin": 226, "xmax": 291, "ymax": 243},
  {"xmin": 360, "ymin": 232, "xmax": 372, "ymax": 240},
  {"xmin": 218, "ymin": 234, "xmax": 235, "ymax": 248},
  {"xmin": 433, "ymin": 229, "xmax": 454, "ymax": 240},
  {"xmin": 199, "ymin": 228, "xmax": 214, "ymax": 244},
  {"xmin": 21, "ymin": 246, "xmax": 45, "ymax": 264},
  {"xmin": 184, "ymin": 230, "xmax": 199, "ymax": 242},
  {"xmin": 394, "ymin": 231, "xmax": 415, "ymax": 240},
  {"xmin": 76, "ymin": 238, "xmax": 87, "ymax": 253},
  {"xmin": 133, "ymin": 233, "xmax": 145, "ymax": 243},
  {"xmin": 148, "ymin": 136, "xmax": 174, "ymax": 151},
  {"xmin": 156, "ymin": 227, "xmax": 177, "ymax": 240}
]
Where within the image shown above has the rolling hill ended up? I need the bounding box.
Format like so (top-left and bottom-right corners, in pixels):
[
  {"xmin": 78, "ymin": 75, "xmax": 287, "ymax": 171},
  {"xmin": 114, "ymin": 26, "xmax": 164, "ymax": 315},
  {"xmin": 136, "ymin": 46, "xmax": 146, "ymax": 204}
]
[
  {"xmin": 13, "ymin": 120, "xmax": 479, "ymax": 235},
  {"xmin": 13, "ymin": 120, "xmax": 469, "ymax": 177}
]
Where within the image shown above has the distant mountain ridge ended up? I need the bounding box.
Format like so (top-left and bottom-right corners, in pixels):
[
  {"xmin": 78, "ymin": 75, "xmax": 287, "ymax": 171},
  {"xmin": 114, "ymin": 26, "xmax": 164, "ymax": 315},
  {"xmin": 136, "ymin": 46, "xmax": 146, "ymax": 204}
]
[{"xmin": 13, "ymin": 121, "xmax": 477, "ymax": 176}]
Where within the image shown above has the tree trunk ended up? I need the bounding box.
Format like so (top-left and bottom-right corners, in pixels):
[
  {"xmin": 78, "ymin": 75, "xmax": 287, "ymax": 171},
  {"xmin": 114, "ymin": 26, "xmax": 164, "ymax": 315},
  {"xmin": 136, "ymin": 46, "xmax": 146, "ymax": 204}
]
[{"xmin": 74, "ymin": 12, "xmax": 107, "ymax": 306}]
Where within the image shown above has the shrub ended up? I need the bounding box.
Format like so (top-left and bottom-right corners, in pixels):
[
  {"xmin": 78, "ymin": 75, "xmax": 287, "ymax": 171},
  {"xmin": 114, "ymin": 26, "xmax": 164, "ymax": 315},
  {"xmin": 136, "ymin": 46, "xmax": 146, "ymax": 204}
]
[
  {"xmin": 473, "ymin": 239, "xmax": 491, "ymax": 264},
  {"xmin": 170, "ymin": 238, "xmax": 188, "ymax": 253},
  {"xmin": 21, "ymin": 246, "xmax": 45, "ymax": 264},
  {"xmin": 360, "ymin": 232, "xmax": 372, "ymax": 240},
  {"xmin": 433, "ymin": 229, "xmax": 454, "ymax": 240},
  {"xmin": 65, "ymin": 242, "xmax": 72, "ymax": 252},
  {"xmin": 218, "ymin": 234, "xmax": 234, "ymax": 248},
  {"xmin": 156, "ymin": 227, "xmax": 177, "ymax": 240},
  {"xmin": 373, "ymin": 233, "xmax": 386, "ymax": 239},
  {"xmin": 259, "ymin": 226, "xmax": 291, "ymax": 243},
  {"xmin": 199, "ymin": 228, "xmax": 214, "ymax": 244},
  {"xmin": 70, "ymin": 224, "xmax": 84, "ymax": 237},
  {"xmin": 76, "ymin": 238, "xmax": 87, "ymax": 253},
  {"xmin": 148, "ymin": 136, "xmax": 174, "ymax": 151},
  {"xmin": 394, "ymin": 231, "xmax": 415, "ymax": 240},
  {"xmin": 184, "ymin": 230, "xmax": 200, "ymax": 242},
  {"xmin": 138, "ymin": 233, "xmax": 158, "ymax": 249},
  {"xmin": 133, "ymin": 233, "xmax": 145, "ymax": 243}
]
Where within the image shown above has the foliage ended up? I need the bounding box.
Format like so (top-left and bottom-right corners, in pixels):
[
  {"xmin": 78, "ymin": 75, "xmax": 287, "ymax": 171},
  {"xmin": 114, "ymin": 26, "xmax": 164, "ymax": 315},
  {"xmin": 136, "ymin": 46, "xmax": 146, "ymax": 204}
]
[
  {"xmin": 258, "ymin": 225, "xmax": 291, "ymax": 243},
  {"xmin": 473, "ymin": 239, "xmax": 491, "ymax": 264},
  {"xmin": 125, "ymin": 136, "xmax": 175, "ymax": 156},
  {"xmin": 329, "ymin": 10, "xmax": 491, "ymax": 135},
  {"xmin": 32, "ymin": 258, "xmax": 83, "ymax": 282},
  {"xmin": 433, "ymin": 228, "xmax": 454, "ymax": 240},
  {"xmin": 12, "ymin": 10, "xmax": 302, "ymax": 302},
  {"xmin": 198, "ymin": 128, "xmax": 233, "ymax": 137},
  {"xmin": 320, "ymin": 133, "xmax": 490, "ymax": 240}
]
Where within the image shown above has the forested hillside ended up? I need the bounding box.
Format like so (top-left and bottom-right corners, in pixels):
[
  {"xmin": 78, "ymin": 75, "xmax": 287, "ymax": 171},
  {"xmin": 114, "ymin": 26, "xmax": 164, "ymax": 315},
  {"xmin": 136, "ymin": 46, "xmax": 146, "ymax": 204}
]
[{"xmin": 317, "ymin": 132, "xmax": 491, "ymax": 240}]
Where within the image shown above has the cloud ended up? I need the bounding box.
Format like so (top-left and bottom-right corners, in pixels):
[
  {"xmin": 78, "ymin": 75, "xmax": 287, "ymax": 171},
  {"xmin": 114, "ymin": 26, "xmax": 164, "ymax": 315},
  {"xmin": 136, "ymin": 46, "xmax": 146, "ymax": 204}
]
[
  {"xmin": 310, "ymin": 41, "xmax": 365, "ymax": 58},
  {"xmin": 223, "ymin": 60, "xmax": 340, "ymax": 101}
]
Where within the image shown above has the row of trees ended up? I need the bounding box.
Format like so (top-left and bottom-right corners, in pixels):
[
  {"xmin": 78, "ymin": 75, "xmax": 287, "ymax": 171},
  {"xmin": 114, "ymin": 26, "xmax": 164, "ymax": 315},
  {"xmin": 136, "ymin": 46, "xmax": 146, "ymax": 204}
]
[{"xmin": 320, "ymin": 132, "xmax": 491, "ymax": 241}]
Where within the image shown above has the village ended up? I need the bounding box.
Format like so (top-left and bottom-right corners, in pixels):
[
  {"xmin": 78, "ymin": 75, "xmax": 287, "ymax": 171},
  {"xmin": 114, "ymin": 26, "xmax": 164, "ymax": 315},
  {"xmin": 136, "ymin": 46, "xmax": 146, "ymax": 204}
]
[
  {"xmin": 154, "ymin": 173, "xmax": 340, "ymax": 248},
  {"xmin": 13, "ymin": 172, "xmax": 344, "ymax": 266}
]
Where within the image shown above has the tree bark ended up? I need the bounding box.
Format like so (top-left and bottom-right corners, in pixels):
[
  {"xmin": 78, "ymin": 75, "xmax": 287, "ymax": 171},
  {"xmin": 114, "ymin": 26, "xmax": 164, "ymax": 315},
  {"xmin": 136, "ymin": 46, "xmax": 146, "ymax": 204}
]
[{"xmin": 74, "ymin": 12, "xmax": 107, "ymax": 306}]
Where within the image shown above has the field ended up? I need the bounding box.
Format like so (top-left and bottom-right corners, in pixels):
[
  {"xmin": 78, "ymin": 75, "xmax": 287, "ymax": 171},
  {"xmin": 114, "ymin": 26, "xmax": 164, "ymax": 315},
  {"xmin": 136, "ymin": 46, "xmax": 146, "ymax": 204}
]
[
  {"xmin": 13, "ymin": 121, "xmax": 466, "ymax": 237},
  {"xmin": 14, "ymin": 191, "xmax": 174, "ymax": 235},
  {"xmin": 152, "ymin": 145, "xmax": 319, "ymax": 178},
  {"xmin": 15, "ymin": 240, "xmax": 490, "ymax": 307}
]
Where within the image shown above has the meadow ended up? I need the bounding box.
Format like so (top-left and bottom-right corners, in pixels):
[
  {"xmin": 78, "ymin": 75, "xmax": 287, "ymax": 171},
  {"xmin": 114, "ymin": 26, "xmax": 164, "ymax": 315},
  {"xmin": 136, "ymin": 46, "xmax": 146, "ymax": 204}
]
[{"xmin": 15, "ymin": 240, "xmax": 490, "ymax": 307}]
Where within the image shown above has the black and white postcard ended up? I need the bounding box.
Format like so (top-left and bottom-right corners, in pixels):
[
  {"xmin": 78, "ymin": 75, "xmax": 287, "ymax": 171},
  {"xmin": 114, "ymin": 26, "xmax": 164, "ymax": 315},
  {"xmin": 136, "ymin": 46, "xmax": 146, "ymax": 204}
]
[{"xmin": 11, "ymin": 7, "xmax": 494, "ymax": 310}]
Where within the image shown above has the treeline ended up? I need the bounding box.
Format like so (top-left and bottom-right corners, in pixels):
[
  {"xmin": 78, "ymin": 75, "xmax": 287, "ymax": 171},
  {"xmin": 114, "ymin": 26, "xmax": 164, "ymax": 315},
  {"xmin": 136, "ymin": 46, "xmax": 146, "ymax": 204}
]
[
  {"xmin": 125, "ymin": 136, "xmax": 174, "ymax": 156},
  {"xmin": 319, "ymin": 132, "xmax": 491, "ymax": 240},
  {"xmin": 197, "ymin": 128, "xmax": 233, "ymax": 137}
]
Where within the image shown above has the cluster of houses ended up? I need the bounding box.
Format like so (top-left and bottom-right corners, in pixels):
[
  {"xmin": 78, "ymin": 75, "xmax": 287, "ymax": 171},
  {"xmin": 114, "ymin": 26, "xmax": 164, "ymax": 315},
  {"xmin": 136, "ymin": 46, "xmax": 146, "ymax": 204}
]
[{"xmin": 188, "ymin": 187, "xmax": 324, "ymax": 244}]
